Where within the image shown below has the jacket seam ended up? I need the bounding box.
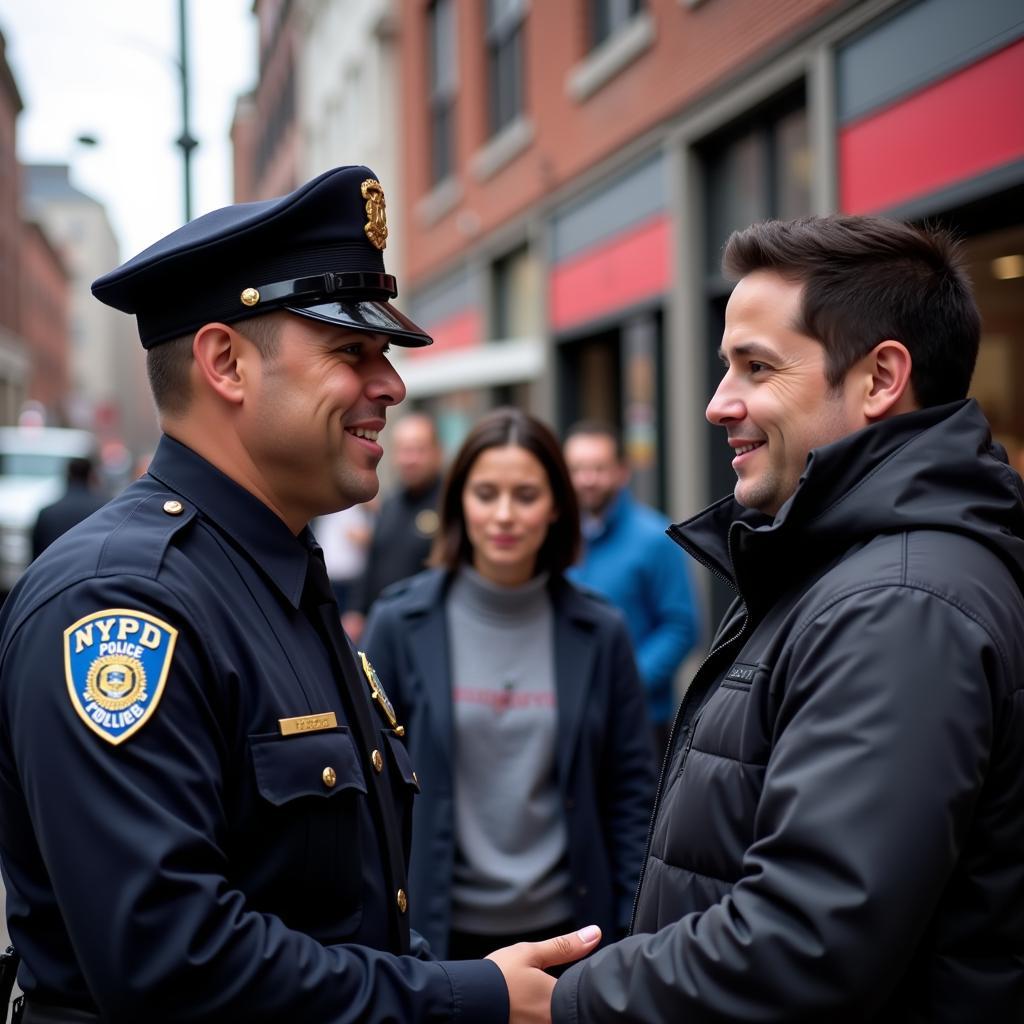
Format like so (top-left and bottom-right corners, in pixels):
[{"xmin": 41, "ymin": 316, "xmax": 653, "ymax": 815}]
[
  {"xmin": 790, "ymin": 580, "xmax": 1013, "ymax": 681},
  {"xmin": 648, "ymin": 850, "xmax": 735, "ymax": 887},
  {"xmin": 687, "ymin": 745, "xmax": 765, "ymax": 769}
]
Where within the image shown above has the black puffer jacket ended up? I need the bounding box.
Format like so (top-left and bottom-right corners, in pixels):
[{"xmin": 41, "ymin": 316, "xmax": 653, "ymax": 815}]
[{"xmin": 552, "ymin": 400, "xmax": 1024, "ymax": 1023}]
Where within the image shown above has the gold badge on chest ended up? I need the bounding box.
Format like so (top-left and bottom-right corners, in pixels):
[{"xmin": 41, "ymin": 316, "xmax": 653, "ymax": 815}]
[{"xmin": 358, "ymin": 651, "xmax": 404, "ymax": 736}]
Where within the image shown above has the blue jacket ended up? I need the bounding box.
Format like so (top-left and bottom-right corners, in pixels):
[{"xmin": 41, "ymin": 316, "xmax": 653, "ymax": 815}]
[
  {"xmin": 0, "ymin": 436, "xmax": 505, "ymax": 1023},
  {"xmin": 567, "ymin": 490, "xmax": 700, "ymax": 723},
  {"xmin": 362, "ymin": 569, "xmax": 657, "ymax": 957}
]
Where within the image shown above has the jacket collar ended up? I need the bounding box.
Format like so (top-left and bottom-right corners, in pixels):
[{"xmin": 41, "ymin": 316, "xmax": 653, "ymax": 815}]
[
  {"xmin": 147, "ymin": 433, "xmax": 314, "ymax": 608},
  {"xmin": 668, "ymin": 400, "xmax": 1021, "ymax": 597}
]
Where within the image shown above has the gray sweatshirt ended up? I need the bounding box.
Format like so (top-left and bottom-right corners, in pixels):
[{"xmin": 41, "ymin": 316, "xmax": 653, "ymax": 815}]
[{"xmin": 447, "ymin": 566, "xmax": 573, "ymax": 934}]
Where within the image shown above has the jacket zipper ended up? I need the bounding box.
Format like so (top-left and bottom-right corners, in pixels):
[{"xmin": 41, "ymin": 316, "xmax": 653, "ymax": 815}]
[{"xmin": 628, "ymin": 527, "xmax": 749, "ymax": 934}]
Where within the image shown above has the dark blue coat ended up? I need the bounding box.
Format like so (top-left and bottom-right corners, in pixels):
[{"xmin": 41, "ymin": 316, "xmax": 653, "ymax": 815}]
[
  {"xmin": 0, "ymin": 435, "xmax": 505, "ymax": 1023},
  {"xmin": 362, "ymin": 568, "xmax": 657, "ymax": 958}
]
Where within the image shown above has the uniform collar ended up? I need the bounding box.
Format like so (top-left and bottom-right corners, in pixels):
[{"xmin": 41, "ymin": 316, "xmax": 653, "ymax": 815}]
[{"xmin": 147, "ymin": 433, "xmax": 314, "ymax": 607}]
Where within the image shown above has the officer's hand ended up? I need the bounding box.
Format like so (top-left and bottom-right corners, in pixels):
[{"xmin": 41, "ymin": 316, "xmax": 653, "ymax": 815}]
[{"xmin": 487, "ymin": 925, "xmax": 601, "ymax": 1024}]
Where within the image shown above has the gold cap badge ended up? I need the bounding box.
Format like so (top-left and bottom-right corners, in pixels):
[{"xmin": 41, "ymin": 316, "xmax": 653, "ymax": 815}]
[
  {"xmin": 361, "ymin": 179, "xmax": 388, "ymax": 251},
  {"xmin": 240, "ymin": 287, "xmax": 260, "ymax": 307}
]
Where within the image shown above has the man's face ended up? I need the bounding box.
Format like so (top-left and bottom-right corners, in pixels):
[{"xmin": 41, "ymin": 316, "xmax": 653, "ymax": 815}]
[
  {"xmin": 707, "ymin": 270, "xmax": 868, "ymax": 516},
  {"xmin": 243, "ymin": 318, "xmax": 405, "ymax": 529},
  {"xmin": 392, "ymin": 416, "xmax": 442, "ymax": 492},
  {"xmin": 564, "ymin": 433, "xmax": 625, "ymax": 516}
]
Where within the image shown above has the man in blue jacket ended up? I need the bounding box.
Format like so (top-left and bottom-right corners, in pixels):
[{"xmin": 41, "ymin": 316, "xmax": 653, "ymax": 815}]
[{"xmin": 564, "ymin": 423, "xmax": 700, "ymax": 753}]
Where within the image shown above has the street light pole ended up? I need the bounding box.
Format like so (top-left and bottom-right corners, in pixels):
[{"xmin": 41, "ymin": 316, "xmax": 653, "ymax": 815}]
[{"xmin": 176, "ymin": 0, "xmax": 198, "ymax": 222}]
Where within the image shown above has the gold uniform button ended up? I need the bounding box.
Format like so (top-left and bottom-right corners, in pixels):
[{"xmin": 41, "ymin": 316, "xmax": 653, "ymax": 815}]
[
  {"xmin": 162, "ymin": 500, "xmax": 184, "ymax": 516},
  {"xmin": 322, "ymin": 766, "xmax": 337, "ymax": 788},
  {"xmin": 371, "ymin": 749, "xmax": 384, "ymax": 773},
  {"xmin": 396, "ymin": 888, "xmax": 408, "ymax": 914}
]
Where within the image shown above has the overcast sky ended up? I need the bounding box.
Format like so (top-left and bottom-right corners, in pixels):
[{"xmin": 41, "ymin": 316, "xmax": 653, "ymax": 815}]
[{"xmin": 2, "ymin": 0, "xmax": 256, "ymax": 262}]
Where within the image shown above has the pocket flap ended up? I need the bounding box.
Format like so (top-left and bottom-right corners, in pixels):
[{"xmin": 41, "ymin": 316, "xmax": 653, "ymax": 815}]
[
  {"xmin": 385, "ymin": 732, "xmax": 421, "ymax": 791},
  {"xmin": 251, "ymin": 728, "xmax": 367, "ymax": 805}
]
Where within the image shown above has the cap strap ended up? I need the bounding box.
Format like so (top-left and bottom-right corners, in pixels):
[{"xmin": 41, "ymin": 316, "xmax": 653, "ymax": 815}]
[{"xmin": 244, "ymin": 271, "xmax": 398, "ymax": 309}]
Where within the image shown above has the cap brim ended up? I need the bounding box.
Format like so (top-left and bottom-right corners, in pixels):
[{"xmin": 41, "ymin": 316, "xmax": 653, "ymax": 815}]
[{"xmin": 286, "ymin": 300, "xmax": 432, "ymax": 347}]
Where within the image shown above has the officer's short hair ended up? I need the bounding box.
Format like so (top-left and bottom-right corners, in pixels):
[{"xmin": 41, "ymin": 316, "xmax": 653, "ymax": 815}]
[
  {"xmin": 723, "ymin": 215, "xmax": 980, "ymax": 408},
  {"xmin": 146, "ymin": 315, "xmax": 282, "ymax": 417}
]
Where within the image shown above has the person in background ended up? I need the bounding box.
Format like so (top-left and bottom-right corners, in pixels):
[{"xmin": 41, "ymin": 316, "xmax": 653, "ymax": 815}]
[
  {"xmin": 31, "ymin": 456, "xmax": 106, "ymax": 559},
  {"xmin": 343, "ymin": 412, "xmax": 443, "ymax": 642},
  {"xmin": 363, "ymin": 407, "xmax": 657, "ymax": 964},
  {"xmin": 563, "ymin": 423, "xmax": 700, "ymax": 753},
  {"xmin": 313, "ymin": 502, "xmax": 374, "ymax": 611},
  {"xmin": 0, "ymin": 165, "xmax": 599, "ymax": 1024},
  {"xmin": 550, "ymin": 215, "xmax": 1024, "ymax": 1023}
]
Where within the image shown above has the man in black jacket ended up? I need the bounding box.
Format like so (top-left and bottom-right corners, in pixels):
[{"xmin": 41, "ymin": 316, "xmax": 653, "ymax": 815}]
[
  {"xmin": 343, "ymin": 412, "xmax": 443, "ymax": 641},
  {"xmin": 552, "ymin": 215, "xmax": 1024, "ymax": 1022},
  {"xmin": 31, "ymin": 457, "xmax": 105, "ymax": 559}
]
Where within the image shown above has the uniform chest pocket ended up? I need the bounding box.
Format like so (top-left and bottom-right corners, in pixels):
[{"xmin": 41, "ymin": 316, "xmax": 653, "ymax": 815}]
[{"xmin": 249, "ymin": 728, "xmax": 366, "ymax": 933}]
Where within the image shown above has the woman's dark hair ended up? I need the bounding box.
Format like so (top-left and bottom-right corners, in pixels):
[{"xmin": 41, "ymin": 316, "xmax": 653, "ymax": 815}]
[
  {"xmin": 723, "ymin": 215, "xmax": 980, "ymax": 408},
  {"xmin": 430, "ymin": 407, "xmax": 580, "ymax": 575}
]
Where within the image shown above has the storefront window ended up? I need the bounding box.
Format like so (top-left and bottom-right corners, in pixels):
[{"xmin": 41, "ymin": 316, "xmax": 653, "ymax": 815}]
[{"xmin": 963, "ymin": 224, "xmax": 1024, "ymax": 474}]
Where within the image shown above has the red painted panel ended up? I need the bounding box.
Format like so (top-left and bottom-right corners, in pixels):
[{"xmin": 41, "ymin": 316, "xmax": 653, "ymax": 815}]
[
  {"xmin": 408, "ymin": 308, "xmax": 482, "ymax": 359},
  {"xmin": 840, "ymin": 38, "xmax": 1024, "ymax": 214},
  {"xmin": 550, "ymin": 216, "xmax": 671, "ymax": 332}
]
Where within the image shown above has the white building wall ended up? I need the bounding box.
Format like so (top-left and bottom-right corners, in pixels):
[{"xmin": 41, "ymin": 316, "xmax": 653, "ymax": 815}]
[
  {"xmin": 296, "ymin": 0, "xmax": 403, "ymax": 278},
  {"xmin": 25, "ymin": 173, "xmax": 158, "ymax": 457}
]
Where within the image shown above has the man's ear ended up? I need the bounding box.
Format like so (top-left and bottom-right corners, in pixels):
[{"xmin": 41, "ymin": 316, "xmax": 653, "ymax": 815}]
[
  {"xmin": 192, "ymin": 323, "xmax": 250, "ymax": 406},
  {"xmin": 862, "ymin": 340, "xmax": 915, "ymax": 420}
]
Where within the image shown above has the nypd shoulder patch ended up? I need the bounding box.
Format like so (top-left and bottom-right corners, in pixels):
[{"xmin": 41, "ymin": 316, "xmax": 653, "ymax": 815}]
[{"xmin": 63, "ymin": 608, "xmax": 178, "ymax": 746}]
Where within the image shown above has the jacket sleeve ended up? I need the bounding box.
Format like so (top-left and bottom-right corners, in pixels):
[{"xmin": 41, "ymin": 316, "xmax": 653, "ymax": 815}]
[
  {"xmin": 1, "ymin": 578, "xmax": 505, "ymax": 1024},
  {"xmin": 553, "ymin": 585, "xmax": 1000, "ymax": 1022},
  {"xmin": 600, "ymin": 616, "xmax": 658, "ymax": 934},
  {"xmin": 634, "ymin": 543, "xmax": 700, "ymax": 691}
]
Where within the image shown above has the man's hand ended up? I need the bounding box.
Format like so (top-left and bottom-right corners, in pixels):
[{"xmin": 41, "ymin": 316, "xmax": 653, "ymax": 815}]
[{"xmin": 487, "ymin": 925, "xmax": 601, "ymax": 1024}]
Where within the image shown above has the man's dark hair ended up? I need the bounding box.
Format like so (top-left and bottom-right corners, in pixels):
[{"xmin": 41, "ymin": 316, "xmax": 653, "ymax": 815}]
[
  {"xmin": 722, "ymin": 215, "xmax": 981, "ymax": 408},
  {"xmin": 431, "ymin": 407, "xmax": 580, "ymax": 575},
  {"xmin": 146, "ymin": 314, "xmax": 282, "ymax": 415},
  {"xmin": 564, "ymin": 420, "xmax": 625, "ymax": 462},
  {"xmin": 66, "ymin": 457, "xmax": 94, "ymax": 486}
]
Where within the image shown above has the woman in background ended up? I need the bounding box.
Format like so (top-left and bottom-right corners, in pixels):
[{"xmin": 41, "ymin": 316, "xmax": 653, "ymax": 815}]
[{"xmin": 362, "ymin": 407, "xmax": 656, "ymax": 959}]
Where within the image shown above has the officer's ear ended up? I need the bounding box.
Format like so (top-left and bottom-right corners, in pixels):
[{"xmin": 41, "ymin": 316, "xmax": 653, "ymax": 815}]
[{"xmin": 192, "ymin": 323, "xmax": 248, "ymax": 406}]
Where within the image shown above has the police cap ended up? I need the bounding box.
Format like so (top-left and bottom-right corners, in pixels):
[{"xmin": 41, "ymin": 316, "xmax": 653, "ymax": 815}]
[{"xmin": 91, "ymin": 165, "xmax": 431, "ymax": 349}]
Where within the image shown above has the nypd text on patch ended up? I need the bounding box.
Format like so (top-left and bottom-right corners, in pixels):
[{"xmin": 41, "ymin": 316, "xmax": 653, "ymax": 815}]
[{"xmin": 64, "ymin": 609, "xmax": 178, "ymax": 745}]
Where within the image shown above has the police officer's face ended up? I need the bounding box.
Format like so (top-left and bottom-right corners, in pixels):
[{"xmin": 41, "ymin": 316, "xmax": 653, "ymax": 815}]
[
  {"xmin": 707, "ymin": 271, "xmax": 868, "ymax": 516},
  {"xmin": 462, "ymin": 444, "xmax": 558, "ymax": 587},
  {"xmin": 247, "ymin": 318, "xmax": 406, "ymax": 529}
]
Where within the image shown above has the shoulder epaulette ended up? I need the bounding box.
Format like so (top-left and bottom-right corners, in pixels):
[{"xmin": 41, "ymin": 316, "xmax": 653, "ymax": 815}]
[{"xmin": 96, "ymin": 493, "xmax": 197, "ymax": 580}]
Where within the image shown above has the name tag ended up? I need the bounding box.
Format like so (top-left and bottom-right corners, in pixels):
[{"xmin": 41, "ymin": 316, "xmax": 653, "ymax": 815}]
[
  {"xmin": 724, "ymin": 663, "xmax": 757, "ymax": 684},
  {"xmin": 278, "ymin": 712, "xmax": 338, "ymax": 736}
]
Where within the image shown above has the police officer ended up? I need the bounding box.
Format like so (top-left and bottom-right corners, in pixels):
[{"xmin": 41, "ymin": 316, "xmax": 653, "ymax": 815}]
[{"xmin": 0, "ymin": 166, "xmax": 599, "ymax": 1023}]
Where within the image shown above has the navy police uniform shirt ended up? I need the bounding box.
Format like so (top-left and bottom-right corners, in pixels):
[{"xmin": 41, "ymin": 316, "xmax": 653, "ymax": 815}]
[{"xmin": 0, "ymin": 434, "xmax": 507, "ymax": 1022}]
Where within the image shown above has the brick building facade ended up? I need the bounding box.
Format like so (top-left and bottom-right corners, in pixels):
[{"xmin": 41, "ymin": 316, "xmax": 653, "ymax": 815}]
[
  {"xmin": 19, "ymin": 220, "xmax": 69, "ymax": 418},
  {"xmin": 391, "ymin": 0, "xmax": 1024, "ymax": 624}
]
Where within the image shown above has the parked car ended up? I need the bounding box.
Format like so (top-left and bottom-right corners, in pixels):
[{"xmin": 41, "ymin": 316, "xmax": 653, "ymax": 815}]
[{"xmin": 0, "ymin": 426, "xmax": 98, "ymax": 595}]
